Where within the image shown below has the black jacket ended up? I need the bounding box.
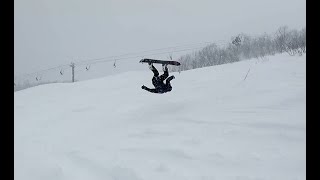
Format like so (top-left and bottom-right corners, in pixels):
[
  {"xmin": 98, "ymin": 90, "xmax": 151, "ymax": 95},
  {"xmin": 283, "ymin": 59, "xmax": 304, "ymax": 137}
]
[{"xmin": 142, "ymin": 75, "xmax": 174, "ymax": 94}]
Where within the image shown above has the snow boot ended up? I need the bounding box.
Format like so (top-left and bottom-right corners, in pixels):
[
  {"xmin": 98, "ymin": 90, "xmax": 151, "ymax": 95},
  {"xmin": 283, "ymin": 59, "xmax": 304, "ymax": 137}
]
[{"xmin": 162, "ymin": 64, "xmax": 168, "ymax": 71}]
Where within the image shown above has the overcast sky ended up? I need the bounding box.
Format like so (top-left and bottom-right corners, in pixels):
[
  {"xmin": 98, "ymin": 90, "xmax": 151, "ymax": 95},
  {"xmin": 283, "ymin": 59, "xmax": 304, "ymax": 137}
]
[{"xmin": 14, "ymin": 0, "xmax": 305, "ymax": 77}]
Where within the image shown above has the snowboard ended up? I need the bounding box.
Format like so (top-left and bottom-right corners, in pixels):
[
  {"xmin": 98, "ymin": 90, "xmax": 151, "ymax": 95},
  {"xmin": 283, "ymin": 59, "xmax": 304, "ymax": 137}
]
[{"xmin": 140, "ymin": 58, "xmax": 181, "ymax": 66}]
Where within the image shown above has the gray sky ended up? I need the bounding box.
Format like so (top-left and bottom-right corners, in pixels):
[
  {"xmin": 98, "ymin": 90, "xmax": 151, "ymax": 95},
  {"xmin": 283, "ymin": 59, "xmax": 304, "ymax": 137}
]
[{"xmin": 14, "ymin": 0, "xmax": 305, "ymax": 79}]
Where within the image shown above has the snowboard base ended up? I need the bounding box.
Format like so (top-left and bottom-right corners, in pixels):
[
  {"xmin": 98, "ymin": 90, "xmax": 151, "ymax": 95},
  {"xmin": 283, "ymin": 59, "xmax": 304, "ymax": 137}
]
[{"xmin": 140, "ymin": 58, "xmax": 181, "ymax": 66}]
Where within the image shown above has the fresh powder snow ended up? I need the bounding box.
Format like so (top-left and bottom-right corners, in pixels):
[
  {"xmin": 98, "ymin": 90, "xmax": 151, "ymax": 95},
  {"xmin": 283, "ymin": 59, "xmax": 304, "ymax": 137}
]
[{"xmin": 14, "ymin": 53, "xmax": 306, "ymax": 180}]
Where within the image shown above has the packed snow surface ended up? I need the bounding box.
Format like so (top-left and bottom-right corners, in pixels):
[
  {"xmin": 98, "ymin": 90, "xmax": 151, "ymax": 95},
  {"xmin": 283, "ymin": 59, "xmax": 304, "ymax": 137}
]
[{"xmin": 15, "ymin": 53, "xmax": 306, "ymax": 180}]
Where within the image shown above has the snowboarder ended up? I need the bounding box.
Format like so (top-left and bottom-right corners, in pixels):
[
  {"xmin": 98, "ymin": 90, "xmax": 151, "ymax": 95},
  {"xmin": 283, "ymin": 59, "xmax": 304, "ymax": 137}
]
[{"xmin": 141, "ymin": 63, "xmax": 175, "ymax": 94}]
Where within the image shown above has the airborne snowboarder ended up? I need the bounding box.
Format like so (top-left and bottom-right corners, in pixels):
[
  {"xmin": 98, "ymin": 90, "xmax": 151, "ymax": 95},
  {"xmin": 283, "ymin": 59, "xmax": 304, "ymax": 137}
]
[{"xmin": 141, "ymin": 63, "xmax": 175, "ymax": 94}]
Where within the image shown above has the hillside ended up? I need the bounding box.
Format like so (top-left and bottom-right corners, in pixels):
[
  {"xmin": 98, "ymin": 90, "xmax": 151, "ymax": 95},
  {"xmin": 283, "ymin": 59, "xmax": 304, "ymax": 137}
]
[{"xmin": 14, "ymin": 53, "xmax": 306, "ymax": 180}]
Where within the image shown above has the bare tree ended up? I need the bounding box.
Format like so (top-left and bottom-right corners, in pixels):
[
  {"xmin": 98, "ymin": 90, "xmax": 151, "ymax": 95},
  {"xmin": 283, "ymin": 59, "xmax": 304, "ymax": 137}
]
[{"xmin": 163, "ymin": 25, "xmax": 305, "ymax": 73}]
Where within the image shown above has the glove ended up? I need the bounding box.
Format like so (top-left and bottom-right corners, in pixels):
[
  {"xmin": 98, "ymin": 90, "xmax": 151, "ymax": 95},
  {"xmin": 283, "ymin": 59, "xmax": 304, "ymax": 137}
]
[{"xmin": 141, "ymin": 85, "xmax": 147, "ymax": 90}]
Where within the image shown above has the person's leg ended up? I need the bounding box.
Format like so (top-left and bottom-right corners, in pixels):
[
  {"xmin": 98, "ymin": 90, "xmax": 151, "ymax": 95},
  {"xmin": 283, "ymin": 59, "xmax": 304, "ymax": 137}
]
[
  {"xmin": 149, "ymin": 63, "xmax": 159, "ymax": 77},
  {"xmin": 159, "ymin": 64, "xmax": 169, "ymax": 81},
  {"xmin": 149, "ymin": 63, "xmax": 162, "ymax": 88},
  {"xmin": 152, "ymin": 76, "xmax": 160, "ymax": 87}
]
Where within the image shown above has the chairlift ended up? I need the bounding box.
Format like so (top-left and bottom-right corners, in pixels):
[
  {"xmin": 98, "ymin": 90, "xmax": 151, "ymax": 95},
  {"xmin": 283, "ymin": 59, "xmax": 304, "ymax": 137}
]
[
  {"xmin": 113, "ymin": 60, "xmax": 117, "ymax": 68},
  {"xmin": 36, "ymin": 76, "xmax": 41, "ymax": 81},
  {"xmin": 86, "ymin": 65, "xmax": 91, "ymax": 71}
]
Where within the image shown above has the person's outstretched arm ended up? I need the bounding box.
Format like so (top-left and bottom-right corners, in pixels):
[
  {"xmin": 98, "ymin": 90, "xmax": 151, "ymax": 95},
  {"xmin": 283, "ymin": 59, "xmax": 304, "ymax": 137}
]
[{"xmin": 142, "ymin": 85, "xmax": 159, "ymax": 93}]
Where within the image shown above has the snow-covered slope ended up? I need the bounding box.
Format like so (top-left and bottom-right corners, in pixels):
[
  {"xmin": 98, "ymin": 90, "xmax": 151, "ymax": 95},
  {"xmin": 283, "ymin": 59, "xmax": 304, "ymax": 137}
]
[{"xmin": 14, "ymin": 53, "xmax": 306, "ymax": 180}]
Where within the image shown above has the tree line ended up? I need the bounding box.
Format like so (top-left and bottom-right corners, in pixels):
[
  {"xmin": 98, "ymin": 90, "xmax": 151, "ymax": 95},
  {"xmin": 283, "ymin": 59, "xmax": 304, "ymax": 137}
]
[{"xmin": 171, "ymin": 26, "xmax": 306, "ymax": 72}]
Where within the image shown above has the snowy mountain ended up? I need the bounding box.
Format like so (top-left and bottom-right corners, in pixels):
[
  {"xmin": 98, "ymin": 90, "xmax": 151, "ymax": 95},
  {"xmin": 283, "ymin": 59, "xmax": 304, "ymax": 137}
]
[{"xmin": 14, "ymin": 53, "xmax": 306, "ymax": 180}]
